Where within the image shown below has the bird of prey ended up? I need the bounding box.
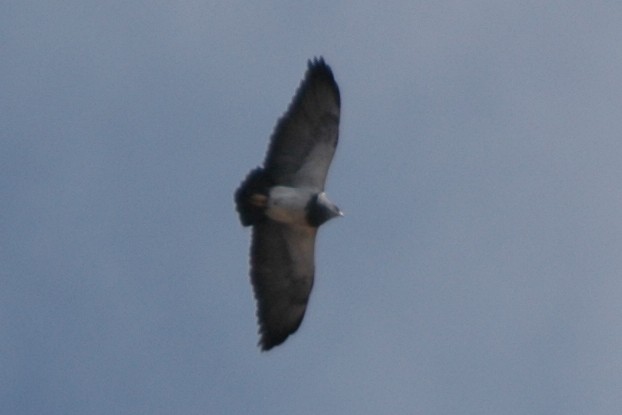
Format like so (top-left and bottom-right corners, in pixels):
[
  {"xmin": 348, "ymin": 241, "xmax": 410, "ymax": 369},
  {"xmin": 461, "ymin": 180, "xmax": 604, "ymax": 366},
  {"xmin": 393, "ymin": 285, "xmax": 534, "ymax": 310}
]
[{"xmin": 235, "ymin": 58, "xmax": 342, "ymax": 350}]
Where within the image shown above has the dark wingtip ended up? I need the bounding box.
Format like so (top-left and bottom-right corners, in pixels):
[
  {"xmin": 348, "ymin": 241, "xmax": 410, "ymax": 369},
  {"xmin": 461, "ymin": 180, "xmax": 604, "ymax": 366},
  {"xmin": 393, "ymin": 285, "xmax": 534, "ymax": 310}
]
[
  {"xmin": 258, "ymin": 335, "xmax": 281, "ymax": 352},
  {"xmin": 257, "ymin": 312, "xmax": 305, "ymax": 351},
  {"xmin": 306, "ymin": 56, "xmax": 340, "ymax": 107},
  {"xmin": 307, "ymin": 56, "xmax": 329, "ymax": 70},
  {"xmin": 258, "ymin": 326, "xmax": 297, "ymax": 351},
  {"xmin": 257, "ymin": 318, "xmax": 291, "ymax": 351},
  {"xmin": 258, "ymin": 329, "xmax": 284, "ymax": 351}
]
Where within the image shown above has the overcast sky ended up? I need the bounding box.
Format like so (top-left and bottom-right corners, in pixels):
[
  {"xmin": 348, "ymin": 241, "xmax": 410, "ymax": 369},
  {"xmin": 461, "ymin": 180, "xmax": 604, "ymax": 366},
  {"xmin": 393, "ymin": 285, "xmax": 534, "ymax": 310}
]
[{"xmin": 3, "ymin": 2, "xmax": 622, "ymax": 414}]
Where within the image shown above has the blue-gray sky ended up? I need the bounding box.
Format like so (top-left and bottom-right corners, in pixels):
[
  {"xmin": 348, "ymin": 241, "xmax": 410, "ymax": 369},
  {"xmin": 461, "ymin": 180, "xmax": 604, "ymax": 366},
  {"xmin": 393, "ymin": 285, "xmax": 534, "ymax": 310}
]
[{"xmin": 3, "ymin": 2, "xmax": 622, "ymax": 414}]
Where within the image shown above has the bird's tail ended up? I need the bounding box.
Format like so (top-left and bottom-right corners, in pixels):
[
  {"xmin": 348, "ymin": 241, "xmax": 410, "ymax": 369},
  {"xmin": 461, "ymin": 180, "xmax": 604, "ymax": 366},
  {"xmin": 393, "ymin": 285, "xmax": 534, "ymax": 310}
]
[{"xmin": 235, "ymin": 167, "xmax": 270, "ymax": 226}]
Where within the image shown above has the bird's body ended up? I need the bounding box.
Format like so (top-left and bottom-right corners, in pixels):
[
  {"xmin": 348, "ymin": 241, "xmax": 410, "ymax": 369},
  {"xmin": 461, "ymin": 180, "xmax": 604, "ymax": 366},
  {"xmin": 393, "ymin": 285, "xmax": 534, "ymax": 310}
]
[
  {"xmin": 235, "ymin": 58, "xmax": 342, "ymax": 350},
  {"xmin": 265, "ymin": 186, "xmax": 315, "ymax": 225}
]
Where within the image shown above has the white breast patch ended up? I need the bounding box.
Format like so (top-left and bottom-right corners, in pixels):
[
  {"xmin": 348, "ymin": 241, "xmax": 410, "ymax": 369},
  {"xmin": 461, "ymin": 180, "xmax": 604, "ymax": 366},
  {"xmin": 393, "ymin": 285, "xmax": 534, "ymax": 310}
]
[{"xmin": 265, "ymin": 186, "xmax": 313, "ymax": 225}]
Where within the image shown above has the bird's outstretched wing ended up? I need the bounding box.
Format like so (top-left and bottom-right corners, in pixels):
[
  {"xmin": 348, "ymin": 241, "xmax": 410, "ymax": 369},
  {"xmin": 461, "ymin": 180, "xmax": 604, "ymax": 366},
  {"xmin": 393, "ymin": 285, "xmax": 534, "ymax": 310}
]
[
  {"xmin": 250, "ymin": 221, "xmax": 317, "ymax": 350},
  {"xmin": 263, "ymin": 58, "xmax": 340, "ymax": 191}
]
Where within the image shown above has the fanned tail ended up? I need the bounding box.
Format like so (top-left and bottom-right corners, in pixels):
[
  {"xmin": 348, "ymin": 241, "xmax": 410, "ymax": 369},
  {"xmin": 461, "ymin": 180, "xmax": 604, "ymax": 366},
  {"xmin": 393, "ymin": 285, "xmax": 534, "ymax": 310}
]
[{"xmin": 234, "ymin": 167, "xmax": 270, "ymax": 226}]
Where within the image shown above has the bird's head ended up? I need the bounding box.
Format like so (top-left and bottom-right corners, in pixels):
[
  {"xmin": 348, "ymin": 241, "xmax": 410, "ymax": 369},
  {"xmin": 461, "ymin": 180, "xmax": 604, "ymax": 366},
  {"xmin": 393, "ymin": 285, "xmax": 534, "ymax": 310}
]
[{"xmin": 306, "ymin": 192, "xmax": 343, "ymax": 227}]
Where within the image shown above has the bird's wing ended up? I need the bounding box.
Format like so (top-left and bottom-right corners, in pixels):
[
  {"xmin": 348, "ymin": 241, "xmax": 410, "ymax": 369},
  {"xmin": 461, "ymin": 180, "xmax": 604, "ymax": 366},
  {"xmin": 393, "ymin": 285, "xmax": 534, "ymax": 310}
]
[
  {"xmin": 250, "ymin": 220, "xmax": 317, "ymax": 350},
  {"xmin": 263, "ymin": 58, "xmax": 340, "ymax": 191}
]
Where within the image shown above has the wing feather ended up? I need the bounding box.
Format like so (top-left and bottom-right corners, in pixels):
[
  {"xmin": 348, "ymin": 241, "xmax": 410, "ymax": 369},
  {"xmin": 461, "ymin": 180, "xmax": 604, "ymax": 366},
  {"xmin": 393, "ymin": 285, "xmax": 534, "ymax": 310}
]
[
  {"xmin": 263, "ymin": 58, "xmax": 340, "ymax": 191},
  {"xmin": 250, "ymin": 221, "xmax": 317, "ymax": 350}
]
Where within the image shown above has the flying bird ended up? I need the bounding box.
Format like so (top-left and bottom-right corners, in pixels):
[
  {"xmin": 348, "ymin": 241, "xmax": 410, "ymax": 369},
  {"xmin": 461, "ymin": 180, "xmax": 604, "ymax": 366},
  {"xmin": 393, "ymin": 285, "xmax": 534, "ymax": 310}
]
[{"xmin": 235, "ymin": 58, "xmax": 342, "ymax": 350}]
